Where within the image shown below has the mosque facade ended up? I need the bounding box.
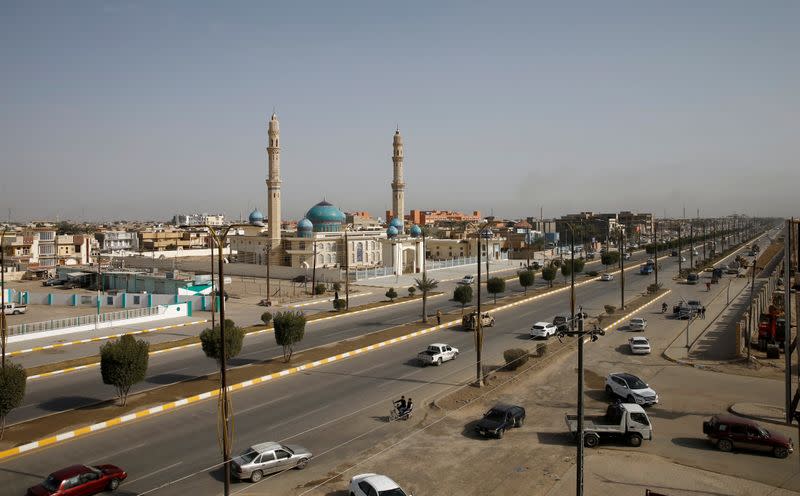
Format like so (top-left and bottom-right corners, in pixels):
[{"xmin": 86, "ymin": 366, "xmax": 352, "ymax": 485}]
[{"xmin": 229, "ymin": 114, "xmax": 424, "ymax": 276}]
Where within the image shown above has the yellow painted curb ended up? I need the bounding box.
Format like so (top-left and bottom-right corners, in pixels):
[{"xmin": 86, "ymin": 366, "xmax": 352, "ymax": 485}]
[
  {"xmin": 9, "ymin": 320, "xmax": 210, "ymax": 357},
  {"xmin": 289, "ymin": 292, "xmax": 373, "ymax": 308}
]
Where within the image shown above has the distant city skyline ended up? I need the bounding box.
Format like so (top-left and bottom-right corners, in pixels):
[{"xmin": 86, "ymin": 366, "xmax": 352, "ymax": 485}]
[{"xmin": 1, "ymin": 2, "xmax": 797, "ymax": 221}]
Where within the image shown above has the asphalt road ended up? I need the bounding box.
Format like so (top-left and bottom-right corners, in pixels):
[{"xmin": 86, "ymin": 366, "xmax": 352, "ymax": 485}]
[
  {"xmin": 0, "ymin": 236, "xmax": 741, "ymax": 496},
  {"xmin": 9, "ymin": 246, "xmax": 663, "ymax": 425}
]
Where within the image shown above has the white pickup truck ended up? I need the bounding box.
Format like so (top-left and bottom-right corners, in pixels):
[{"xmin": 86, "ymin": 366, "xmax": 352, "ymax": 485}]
[
  {"xmin": 566, "ymin": 403, "xmax": 653, "ymax": 448},
  {"xmin": 2, "ymin": 302, "xmax": 27, "ymax": 315},
  {"xmin": 417, "ymin": 343, "xmax": 459, "ymax": 366}
]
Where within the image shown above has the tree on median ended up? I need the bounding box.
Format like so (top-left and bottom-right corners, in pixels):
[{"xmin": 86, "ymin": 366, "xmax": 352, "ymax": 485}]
[
  {"xmin": 385, "ymin": 287, "xmax": 398, "ymax": 302},
  {"xmin": 100, "ymin": 334, "xmax": 149, "ymax": 407},
  {"xmin": 414, "ymin": 274, "xmax": 439, "ymax": 323},
  {"xmin": 486, "ymin": 277, "xmax": 506, "ymax": 304},
  {"xmin": 200, "ymin": 319, "xmax": 245, "ymax": 365},
  {"xmin": 560, "ymin": 262, "xmax": 572, "ymax": 285},
  {"xmin": 518, "ymin": 269, "xmax": 535, "ymax": 294},
  {"xmin": 453, "ymin": 284, "xmax": 473, "ymax": 315},
  {"xmin": 542, "ymin": 264, "xmax": 557, "ymax": 287},
  {"xmin": 0, "ymin": 362, "xmax": 26, "ymax": 439},
  {"xmin": 601, "ymin": 251, "xmax": 620, "ymax": 271},
  {"xmin": 273, "ymin": 310, "xmax": 307, "ymax": 362}
]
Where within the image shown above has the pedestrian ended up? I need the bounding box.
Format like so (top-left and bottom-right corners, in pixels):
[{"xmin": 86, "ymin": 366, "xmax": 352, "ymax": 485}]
[
  {"xmin": 436, "ymin": 309, "xmax": 442, "ymax": 325},
  {"xmin": 701, "ymin": 306, "xmax": 706, "ymax": 319},
  {"xmin": 334, "ymin": 290, "xmax": 339, "ymax": 301}
]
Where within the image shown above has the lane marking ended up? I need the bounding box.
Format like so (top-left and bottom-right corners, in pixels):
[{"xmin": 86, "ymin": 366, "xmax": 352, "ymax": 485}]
[
  {"xmin": 125, "ymin": 461, "xmax": 183, "ymax": 487},
  {"xmin": 9, "ymin": 320, "xmax": 210, "ymax": 357},
  {"xmin": 289, "ymin": 292, "xmax": 373, "ymax": 308}
]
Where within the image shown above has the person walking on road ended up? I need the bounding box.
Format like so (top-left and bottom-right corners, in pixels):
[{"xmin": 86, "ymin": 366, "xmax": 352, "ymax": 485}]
[
  {"xmin": 436, "ymin": 309, "xmax": 442, "ymax": 325},
  {"xmin": 701, "ymin": 306, "xmax": 706, "ymax": 319}
]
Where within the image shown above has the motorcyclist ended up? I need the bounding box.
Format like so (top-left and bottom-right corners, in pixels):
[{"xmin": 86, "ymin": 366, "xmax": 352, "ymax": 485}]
[
  {"xmin": 400, "ymin": 398, "xmax": 414, "ymax": 418},
  {"xmin": 662, "ymin": 302, "xmax": 668, "ymax": 313},
  {"xmin": 393, "ymin": 396, "xmax": 406, "ymax": 415}
]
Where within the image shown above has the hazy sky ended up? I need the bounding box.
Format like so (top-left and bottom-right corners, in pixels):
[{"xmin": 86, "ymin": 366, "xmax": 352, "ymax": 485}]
[{"xmin": 1, "ymin": 1, "xmax": 797, "ymax": 222}]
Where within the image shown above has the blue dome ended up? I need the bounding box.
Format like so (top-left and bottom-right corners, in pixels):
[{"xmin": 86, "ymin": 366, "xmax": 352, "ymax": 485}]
[
  {"xmin": 410, "ymin": 224, "xmax": 422, "ymax": 238},
  {"xmin": 305, "ymin": 200, "xmax": 345, "ymax": 232},
  {"xmin": 249, "ymin": 208, "xmax": 265, "ymax": 226},
  {"xmin": 389, "ymin": 217, "xmax": 404, "ymax": 229},
  {"xmin": 297, "ymin": 218, "xmax": 313, "ymax": 238},
  {"xmin": 387, "ymin": 226, "xmax": 399, "ymax": 238}
]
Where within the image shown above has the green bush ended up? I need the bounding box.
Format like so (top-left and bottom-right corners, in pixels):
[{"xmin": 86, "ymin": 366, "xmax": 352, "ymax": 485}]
[
  {"xmin": 385, "ymin": 287, "xmax": 398, "ymax": 302},
  {"xmin": 273, "ymin": 311, "xmax": 307, "ymax": 362},
  {"xmin": 486, "ymin": 277, "xmax": 506, "ymax": 303},
  {"xmin": 260, "ymin": 312, "xmax": 273, "ymax": 326},
  {"xmin": 453, "ymin": 284, "xmax": 473, "ymax": 313},
  {"xmin": 542, "ymin": 265, "xmax": 557, "ymax": 287},
  {"xmin": 314, "ymin": 283, "xmax": 326, "ymax": 295},
  {"xmin": 333, "ymin": 298, "xmax": 347, "ymax": 312},
  {"xmin": 518, "ymin": 270, "xmax": 534, "ymax": 294},
  {"xmin": 200, "ymin": 319, "xmax": 245, "ymax": 365},
  {"xmin": 332, "ymin": 282, "xmax": 341, "ymax": 292},
  {"xmin": 536, "ymin": 342, "xmax": 548, "ymax": 357},
  {"xmin": 100, "ymin": 335, "xmax": 149, "ymax": 406},
  {"xmin": 503, "ymin": 348, "xmax": 529, "ymax": 370},
  {"xmin": 0, "ymin": 363, "xmax": 27, "ymax": 439},
  {"xmin": 408, "ymin": 286, "xmax": 416, "ymax": 297},
  {"xmin": 604, "ymin": 304, "xmax": 616, "ymax": 314},
  {"xmin": 647, "ymin": 283, "xmax": 662, "ymax": 294},
  {"xmin": 586, "ymin": 270, "xmax": 599, "ymax": 277}
]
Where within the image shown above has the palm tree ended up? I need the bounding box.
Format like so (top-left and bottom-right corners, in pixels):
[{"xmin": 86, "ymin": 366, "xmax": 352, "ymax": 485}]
[{"xmin": 414, "ymin": 274, "xmax": 439, "ymax": 323}]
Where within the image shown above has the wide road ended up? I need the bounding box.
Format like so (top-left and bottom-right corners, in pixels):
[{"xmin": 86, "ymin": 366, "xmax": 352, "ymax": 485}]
[
  {"xmin": 1, "ymin": 234, "xmax": 763, "ymax": 496},
  {"xmin": 8, "ymin": 245, "xmax": 667, "ymax": 425}
]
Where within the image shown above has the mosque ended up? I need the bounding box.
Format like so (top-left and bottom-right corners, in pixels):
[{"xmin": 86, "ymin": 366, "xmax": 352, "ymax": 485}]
[{"xmin": 230, "ymin": 114, "xmax": 425, "ymax": 275}]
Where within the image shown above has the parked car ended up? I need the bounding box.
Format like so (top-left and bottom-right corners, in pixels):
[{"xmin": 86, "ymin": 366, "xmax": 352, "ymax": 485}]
[
  {"xmin": 628, "ymin": 317, "xmax": 647, "ymax": 331},
  {"xmin": 417, "ymin": 343, "xmax": 458, "ymax": 366},
  {"xmin": 703, "ymin": 415, "xmax": 793, "ymax": 458},
  {"xmin": 600, "ymin": 273, "xmax": 614, "ymax": 281},
  {"xmin": 27, "ymin": 464, "xmax": 127, "ymax": 496},
  {"xmin": 43, "ymin": 278, "xmax": 65, "ymax": 287},
  {"xmin": 586, "ymin": 252, "xmax": 596, "ymax": 260},
  {"xmin": 349, "ymin": 474, "xmax": 410, "ymax": 496},
  {"xmin": 530, "ymin": 321, "xmax": 557, "ymax": 339},
  {"xmin": 552, "ymin": 315, "xmax": 569, "ymax": 332},
  {"xmin": 687, "ymin": 273, "xmax": 700, "ymax": 284},
  {"xmin": 231, "ymin": 442, "xmax": 312, "ymax": 482},
  {"xmin": 566, "ymin": 403, "xmax": 653, "ymax": 448},
  {"xmin": 2, "ymin": 303, "xmax": 27, "ymax": 315},
  {"xmin": 459, "ymin": 275, "xmax": 475, "ymax": 285},
  {"xmin": 628, "ymin": 336, "xmax": 651, "ymax": 354},
  {"xmin": 623, "ymin": 252, "xmax": 632, "ymax": 260},
  {"xmin": 63, "ymin": 280, "xmax": 82, "ymax": 289},
  {"xmin": 605, "ymin": 372, "xmax": 659, "ymax": 406},
  {"xmin": 475, "ymin": 404, "xmax": 526, "ymax": 439}
]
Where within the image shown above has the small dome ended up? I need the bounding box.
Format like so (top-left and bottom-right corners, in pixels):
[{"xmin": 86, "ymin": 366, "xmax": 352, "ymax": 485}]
[
  {"xmin": 297, "ymin": 218, "xmax": 313, "ymax": 238},
  {"xmin": 409, "ymin": 225, "xmax": 422, "ymax": 238},
  {"xmin": 387, "ymin": 226, "xmax": 399, "ymax": 238},
  {"xmin": 389, "ymin": 217, "xmax": 404, "ymax": 233},
  {"xmin": 306, "ymin": 200, "xmax": 346, "ymax": 232},
  {"xmin": 249, "ymin": 209, "xmax": 265, "ymax": 226}
]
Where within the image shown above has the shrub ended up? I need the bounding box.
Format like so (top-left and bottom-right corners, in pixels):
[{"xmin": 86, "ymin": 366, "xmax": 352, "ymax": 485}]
[
  {"xmin": 0, "ymin": 363, "xmax": 27, "ymax": 439},
  {"xmin": 385, "ymin": 287, "xmax": 398, "ymax": 302},
  {"xmin": 604, "ymin": 304, "xmax": 616, "ymax": 314},
  {"xmin": 536, "ymin": 342, "xmax": 548, "ymax": 357},
  {"xmin": 542, "ymin": 265, "xmax": 557, "ymax": 287},
  {"xmin": 200, "ymin": 319, "xmax": 245, "ymax": 365},
  {"xmin": 503, "ymin": 348, "xmax": 529, "ymax": 370},
  {"xmin": 332, "ymin": 282, "xmax": 341, "ymax": 292},
  {"xmin": 333, "ymin": 298, "xmax": 347, "ymax": 311},
  {"xmin": 100, "ymin": 335, "xmax": 149, "ymax": 406},
  {"xmin": 314, "ymin": 283, "xmax": 326, "ymax": 295},
  {"xmin": 260, "ymin": 312, "xmax": 273, "ymax": 326},
  {"xmin": 273, "ymin": 311, "xmax": 307, "ymax": 362},
  {"xmin": 486, "ymin": 277, "xmax": 506, "ymax": 303},
  {"xmin": 518, "ymin": 270, "xmax": 534, "ymax": 294},
  {"xmin": 453, "ymin": 284, "xmax": 473, "ymax": 313},
  {"xmin": 408, "ymin": 286, "xmax": 416, "ymax": 297},
  {"xmin": 586, "ymin": 270, "xmax": 599, "ymax": 277},
  {"xmin": 647, "ymin": 283, "xmax": 662, "ymax": 294}
]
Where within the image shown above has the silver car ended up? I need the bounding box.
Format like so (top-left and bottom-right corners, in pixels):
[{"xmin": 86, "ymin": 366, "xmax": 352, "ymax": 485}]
[{"xmin": 231, "ymin": 442, "xmax": 312, "ymax": 482}]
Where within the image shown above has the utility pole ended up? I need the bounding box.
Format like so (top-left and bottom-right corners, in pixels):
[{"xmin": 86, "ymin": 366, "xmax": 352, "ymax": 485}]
[
  {"xmin": 210, "ymin": 242, "xmax": 216, "ymax": 330},
  {"xmin": 475, "ymin": 229, "xmax": 483, "ymax": 387},
  {"xmin": 785, "ymin": 219, "xmax": 793, "ymax": 424},
  {"xmin": 654, "ymin": 220, "xmax": 659, "ymax": 287},
  {"xmin": 568, "ymin": 224, "xmax": 575, "ymax": 332},
  {"xmin": 619, "ymin": 229, "xmax": 625, "ymax": 310},
  {"xmin": 1, "ymin": 227, "xmax": 7, "ymax": 369},
  {"xmin": 344, "ymin": 230, "xmax": 349, "ymax": 310},
  {"xmin": 689, "ymin": 220, "xmax": 694, "ymax": 270},
  {"xmin": 748, "ymin": 255, "xmax": 757, "ymax": 364},
  {"xmin": 311, "ymin": 240, "xmax": 317, "ymax": 295},
  {"xmin": 264, "ymin": 243, "xmax": 272, "ymax": 306},
  {"xmin": 677, "ymin": 221, "xmax": 683, "ymax": 274}
]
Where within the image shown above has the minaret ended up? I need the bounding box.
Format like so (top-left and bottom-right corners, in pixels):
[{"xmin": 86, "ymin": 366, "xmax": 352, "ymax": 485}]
[
  {"xmin": 266, "ymin": 113, "xmax": 281, "ymax": 246},
  {"xmin": 391, "ymin": 128, "xmax": 405, "ymax": 223}
]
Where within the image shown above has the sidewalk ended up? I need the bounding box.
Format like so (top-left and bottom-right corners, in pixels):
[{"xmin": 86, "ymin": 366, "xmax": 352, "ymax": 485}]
[{"xmin": 663, "ymin": 276, "xmax": 751, "ymax": 365}]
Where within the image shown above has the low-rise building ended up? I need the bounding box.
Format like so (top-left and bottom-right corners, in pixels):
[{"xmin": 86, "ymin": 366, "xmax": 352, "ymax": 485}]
[
  {"xmin": 95, "ymin": 231, "xmax": 139, "ymax": 253},
  {"xmin": 406, "ymin": 209, "xmax": 482, "ymax": 226}
]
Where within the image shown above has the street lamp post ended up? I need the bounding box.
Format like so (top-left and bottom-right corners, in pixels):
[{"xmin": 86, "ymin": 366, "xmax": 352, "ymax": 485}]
[
  {"xmin": 474, "ymin": 224, "xmax": 492, "ymax": 387},
  {"xmin": 263, "ymin": 243, "xmax": 272, "ymax": 307},
  {"xmin": 344, "ymin": 229, "xmax": 349, "ymax": 310},
  {"xmin": 618, "ymin": 229, "xmax": 625, "ymax": 311},
  {"xmin": 1, "ymin": 227, "xmax": 8, "ymax": 369},
  {"xmin": 654, "ymin": 220, "xmax": 659, "ymax": 288}
]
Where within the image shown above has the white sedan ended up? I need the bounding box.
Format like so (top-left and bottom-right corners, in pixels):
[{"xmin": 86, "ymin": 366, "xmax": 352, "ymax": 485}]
[
  {"xmin": 629, "ymin": 317, "xmax": 647, "ymax": 331},
  {"xmin": 530, "ymin": 322, "xmax": 557, "ymax": 339},
  {"xmin": 600, "ymin": 273, "xmax": 614, "ymax": 281},
  {"xmin": 459, "ymin": 275, "xmax": 475, "ymax": 285},
  {"xmin": 628, "ymin": 336, "xmax": 651, "ymax": 354},
  {"xmin": 350, "ymin": 473, "xmax": 410, "ymax": 496}
]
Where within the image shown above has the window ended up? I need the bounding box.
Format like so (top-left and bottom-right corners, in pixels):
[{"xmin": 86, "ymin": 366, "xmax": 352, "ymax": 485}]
[
  {"xmin": 730, "ymin": 424, "xmax": 747, "ymax": 435},
  {"xmin": 107, "ymin": 296, "xmax": 114, "ymax": 305},
  {"xmin": 275, "ymin": 450, "xmax": 291, "ymax": 460},
  {"xmin": 357, "ymin": 242, "xmax": 364, "ymax": 262},
  {"xmin": 630, "ymin": 412, "xmax": 649, "ymax": 426},
  {"xmin": 259, "ymin": 452, "xmax": 275, "ymax": 462},
  {"xmin": 133, "ymin": 295, "xmax": 141, "ymax": 305}
]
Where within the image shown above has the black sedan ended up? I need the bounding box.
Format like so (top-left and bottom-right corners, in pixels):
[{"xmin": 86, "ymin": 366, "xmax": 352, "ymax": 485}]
[{"xmin": 475, "ymin": 404, "xmax": 526, "ymax": 439}]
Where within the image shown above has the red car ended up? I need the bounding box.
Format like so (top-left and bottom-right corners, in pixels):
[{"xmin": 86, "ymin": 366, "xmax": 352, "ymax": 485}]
[
  {"xmin": 27, "ymin": 464, "xmax": 127, "ymax": 496},
  {"xmin": 703, "ymin": 415, "xmax": 793, "ymax": 458}
]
